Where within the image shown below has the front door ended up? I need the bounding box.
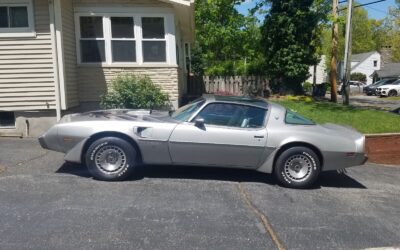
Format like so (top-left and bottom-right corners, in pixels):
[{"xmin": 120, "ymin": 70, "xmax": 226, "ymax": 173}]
[{"xmin": 168, "ymin": 103, "xmax": 268, "ymax": 168}]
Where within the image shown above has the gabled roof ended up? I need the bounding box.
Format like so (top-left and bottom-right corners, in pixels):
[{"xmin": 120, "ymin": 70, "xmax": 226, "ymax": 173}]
[
  {"xmin": 373, "ymin": 63, "xmax": 400, "ymax": 78},
  {"xmin": 351, "ymin": 51, "xmax": 379, "ymax": 70},
  {"xmin": 352, "ymin": 51, "xmax": 377, "ymax": 62}
]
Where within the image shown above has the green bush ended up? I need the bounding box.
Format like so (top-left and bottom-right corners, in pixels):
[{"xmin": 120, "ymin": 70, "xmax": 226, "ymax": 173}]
[
  {"xmin": 350, "ymin": 72, "xmax": 367, "ymax": 83},
  {"xmin": 302, "ymin": 81, "xmax": 313, "ymax": 94},
  {"xmin": 100, "ymin": 74, "xmax": 169, "ymax": 109}
]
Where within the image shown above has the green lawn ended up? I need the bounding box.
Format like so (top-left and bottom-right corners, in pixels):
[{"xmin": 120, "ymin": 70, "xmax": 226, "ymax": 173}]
[
  {"xmin": 273, "ymin": 98, "xmax": 400, "ymax": 134},
  {"xmin": 385, "ymin": 96, "xmax": 400, "ymax": 101}
]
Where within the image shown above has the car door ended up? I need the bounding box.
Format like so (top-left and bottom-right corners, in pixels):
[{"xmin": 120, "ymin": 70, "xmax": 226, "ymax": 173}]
[{"xmin": 168, "ymin": 103, "xmax": 268, "ymax": 168}]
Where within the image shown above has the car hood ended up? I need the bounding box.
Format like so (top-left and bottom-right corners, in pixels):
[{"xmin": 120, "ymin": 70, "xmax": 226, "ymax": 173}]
[
  {"xmin": 59, "ymin": 109, "xmax": 177, "ymax": 124},
  {"xmin": 377, "ymin": 84, "xmax": 399, "ymax": 89}
]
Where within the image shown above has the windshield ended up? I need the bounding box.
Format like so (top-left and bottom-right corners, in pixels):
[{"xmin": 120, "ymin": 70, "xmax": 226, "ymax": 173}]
[
  {"xmin": 374, "ymin": 79, "xmax": 397, "ymax": 86},
  {"xmin": 171, "ymin": 99, "xmax": 206, "ymax": 122}
]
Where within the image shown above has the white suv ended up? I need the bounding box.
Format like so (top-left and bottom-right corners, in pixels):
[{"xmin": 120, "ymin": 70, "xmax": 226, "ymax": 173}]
[{"xmin": 376, "ymin": 79, "xmax": 400, "ymax": 97}]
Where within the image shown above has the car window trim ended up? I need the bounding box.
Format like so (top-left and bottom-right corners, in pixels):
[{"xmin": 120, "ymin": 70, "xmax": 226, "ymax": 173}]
[{"xmin": 189, "ymin": 102, "xmax": 269, "ymax": 129}]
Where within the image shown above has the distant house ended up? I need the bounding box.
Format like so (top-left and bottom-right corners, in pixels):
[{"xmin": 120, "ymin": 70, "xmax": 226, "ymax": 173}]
[
  {"xmin": 349, "ymin": 51, "xmax": 381, "ymax": 85},
  {"xmin": 372, "ymin": 63, "xmax": 400, "ymax": 80},
  {"xmin": 307, "ymin": 55, "xmax": 328, "ymax": 85},
  {"xmin": 0, "ymin": 0, "xmax": 195, "ymax": 137}
]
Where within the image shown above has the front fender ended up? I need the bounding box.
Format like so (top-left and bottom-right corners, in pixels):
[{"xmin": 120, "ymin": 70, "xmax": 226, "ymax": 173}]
[{"xmin": 64, "ymin": 138, "xmax": 89, "ymax": 164}]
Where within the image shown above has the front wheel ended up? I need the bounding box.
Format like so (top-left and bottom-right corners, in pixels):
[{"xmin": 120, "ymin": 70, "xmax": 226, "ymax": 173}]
[
  {"xmin": 274, "ymin": 147, "xmax": 321, "ymax": 188},
  {"xmin": 85, "ymin": 137, "xmax": 138, "ymax": 181},
  {"xmin": 388, "ymin": 90, "xmax": 398, "ymax": 97}
]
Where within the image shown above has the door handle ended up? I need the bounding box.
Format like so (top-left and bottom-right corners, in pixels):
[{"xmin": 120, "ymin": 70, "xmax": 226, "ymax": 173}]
[{"xmin": 254, "ymin": 135, "xmax": 264, "ymax": 139}]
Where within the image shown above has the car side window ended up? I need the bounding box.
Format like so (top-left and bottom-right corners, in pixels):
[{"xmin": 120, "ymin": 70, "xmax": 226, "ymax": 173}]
[
  {"xmin": 195, "ymin": 103, "xmax": 266, "ymax": 128},
  {"xmin": 285, "ymin": 110, "xmax": 315, "ymax": 125}
]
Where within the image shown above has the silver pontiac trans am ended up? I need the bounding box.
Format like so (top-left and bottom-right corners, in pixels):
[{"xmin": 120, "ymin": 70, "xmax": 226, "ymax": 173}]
[{"xmin": 39, "ymin": 95, "xmax": 368, "ymax": 188}]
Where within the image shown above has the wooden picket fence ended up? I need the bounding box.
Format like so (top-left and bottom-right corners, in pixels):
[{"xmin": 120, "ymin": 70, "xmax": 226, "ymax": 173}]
[{"xmin": 187, "ymin": 75, "xmax": 270, "ymax": 96}]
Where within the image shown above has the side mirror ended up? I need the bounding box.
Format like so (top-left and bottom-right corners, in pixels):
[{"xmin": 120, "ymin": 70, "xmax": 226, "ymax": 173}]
[{"xmin": 194, "ymin": 118, "xmax": 205, "ymax": 128}]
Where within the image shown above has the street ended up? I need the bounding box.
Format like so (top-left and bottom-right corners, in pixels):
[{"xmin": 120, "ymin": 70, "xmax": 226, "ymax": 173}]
[{"xmin": 0, "ymin": 138, "xmax": 399, "ymax": 250}]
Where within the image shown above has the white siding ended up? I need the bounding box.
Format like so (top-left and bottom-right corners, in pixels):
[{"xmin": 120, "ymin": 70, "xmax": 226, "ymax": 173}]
[
  {"xmin": 0, "ymin": 0, "xmax": 56, "ymax": 111},
  {"xmin": 351, "ymin": 52, "xmax": 381, "ymax": 85},
  {"xmin": 61, "ymin": 0, "xmax": 79, "ymax": 108},
  {"xmin": 307, "ymin": 55, "xmax": 327, "ymax": 84}
]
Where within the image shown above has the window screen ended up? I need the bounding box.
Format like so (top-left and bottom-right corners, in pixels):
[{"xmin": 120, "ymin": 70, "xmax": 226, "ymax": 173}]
[
  {"xmin": 142, "ymin": 17, "xmax": 166, "ymax": 62},
  {"xmin": 0, "ymin": 112, "xmax": 15, "ymax": 127}
]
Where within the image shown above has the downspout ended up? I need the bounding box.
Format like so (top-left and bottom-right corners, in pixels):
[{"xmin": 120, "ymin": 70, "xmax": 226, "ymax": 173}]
[{"xmin": 49, "ymin": 0, "xmax": 62, "ymax": 121}]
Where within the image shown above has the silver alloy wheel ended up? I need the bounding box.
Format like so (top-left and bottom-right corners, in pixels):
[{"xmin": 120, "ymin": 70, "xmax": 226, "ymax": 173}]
[
  {"xmin": 94, "ymin": 145, "xmax": 127, "ymax": 173},
  {"xmin": 284, "ymin": 154, "xmax": 312, "ymax": 182}
]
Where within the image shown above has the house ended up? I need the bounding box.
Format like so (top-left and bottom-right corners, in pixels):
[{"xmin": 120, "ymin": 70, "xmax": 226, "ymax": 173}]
[
  {"xmin": 349, "ymin": 51, "xmax": 381, "ymax": 85},
  {"xmin": 372, "ymin": 63, "xmax": 400, "ymax": 80},
  {"xmin": 0, "ymin": 0, "xmax": 195, "ymax": 137},
  {"xmin": 307, "ymin": 55, "xmax": 328, "ymax": 85}
]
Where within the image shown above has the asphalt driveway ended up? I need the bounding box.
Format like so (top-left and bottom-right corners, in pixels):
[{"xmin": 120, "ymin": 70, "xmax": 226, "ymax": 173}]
[{"xmin": 0, "ymin": 138, "xmax": 399, "ymax": 250}]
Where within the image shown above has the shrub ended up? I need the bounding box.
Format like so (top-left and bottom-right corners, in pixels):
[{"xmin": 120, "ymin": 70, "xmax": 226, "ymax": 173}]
[
  {"xmin": 302, "ymin": 81, "xmax": 313, "ymax": 95},
  {"xmin": 100, "ymin": 74, "xmax": 169, "ymax": 109},
  {"xmin": 351, "ymin": 72, "xmax": 367, "ymax": 83}
]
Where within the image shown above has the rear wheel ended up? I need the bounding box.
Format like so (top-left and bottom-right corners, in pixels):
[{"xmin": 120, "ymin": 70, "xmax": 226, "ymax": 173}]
[
  {"xmin": 274, "ymin": 147, "xmax": 321, "ymax": 189},
  {"xmin": 388, "ymin": 90, "xmax": 398, "ymax": 97},
  {"xmin": 85, "ymin": 137, "xmax": 137, "ymax": 181}
]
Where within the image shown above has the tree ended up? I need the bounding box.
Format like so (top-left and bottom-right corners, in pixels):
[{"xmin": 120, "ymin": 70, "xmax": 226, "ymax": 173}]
[
  {"xmin": 192, "ymin": 0, "xmax": 265, "ymax": 76},
  {"xmin": 346, "ymin": 6, "xmax": 376, "ymax": 54},
  {"xmin": 260, "ymin": 0, "xmax": 328, "ymax": 94},
  {"xmin": 323, "ymin": 4, "xmax": 384, "ymax": 71}
]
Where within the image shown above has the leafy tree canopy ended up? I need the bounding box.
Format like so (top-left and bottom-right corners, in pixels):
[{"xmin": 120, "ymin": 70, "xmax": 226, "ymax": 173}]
[
  {"xmin": 260, "ymin": 0, "xmax": 329, "ymax": 94},
  {"xmin": 192, "ymin": 0, "xmax": 265, "ymax": 76}
]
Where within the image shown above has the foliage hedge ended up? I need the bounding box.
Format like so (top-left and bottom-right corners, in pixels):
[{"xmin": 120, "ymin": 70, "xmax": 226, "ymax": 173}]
[{"xmin": 100, "ymin": 74, "xmax": 169, "ymax": 109}]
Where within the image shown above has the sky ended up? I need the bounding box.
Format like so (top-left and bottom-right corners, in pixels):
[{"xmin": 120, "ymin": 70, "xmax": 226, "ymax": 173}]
[{"xmin": 236, "ymin": 0, "xmax": 398, "ymax": 21}]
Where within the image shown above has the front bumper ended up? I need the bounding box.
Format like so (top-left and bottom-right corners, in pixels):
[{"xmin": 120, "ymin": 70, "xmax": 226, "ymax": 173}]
[{"xmin": 38, "ymin": 135, "xmax": 48, "ymax": 149}]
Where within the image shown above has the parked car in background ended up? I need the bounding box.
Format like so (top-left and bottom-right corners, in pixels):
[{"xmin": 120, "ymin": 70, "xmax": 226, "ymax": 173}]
[
  {"xmin": 363, "ymin": 78, "xmax": 399, "ymax": 96},
  {"xmin": 338, "ymin": 81, "xmax": 365, "ymax": 95},
  {"xmin": 376, "ymin": 79, "xmax": 400, "ymax": 97}
]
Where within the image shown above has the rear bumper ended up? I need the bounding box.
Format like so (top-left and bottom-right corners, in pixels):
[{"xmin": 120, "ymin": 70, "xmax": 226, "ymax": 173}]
[{"xmin": 323, "ymin": 152, "xmax": 368, "ymax": 171}]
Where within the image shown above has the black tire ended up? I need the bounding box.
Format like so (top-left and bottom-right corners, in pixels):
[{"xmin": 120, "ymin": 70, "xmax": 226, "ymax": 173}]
[
  {"xmin": 388, "ymin": 90, "xmax": 397, "ymax": 97},
  {"xmin": 85, "ymin": 137, "xmax": 137, "ymax": 181},
  {"xmin": 274, "ymin": 146, "xmax": 321, "ymax": 189}
]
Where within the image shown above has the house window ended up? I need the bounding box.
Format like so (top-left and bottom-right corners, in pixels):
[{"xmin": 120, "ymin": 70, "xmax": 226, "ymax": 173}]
[
  {"xmin": 142, "ymin": 17, "xmax": 166, "ymax": 62},
  {"xmin": 0, "ymin": 112, "xmax": 15, "ymax": 128},
  {"xmin": 79, "ymin": 16, "xmax": 105, "ymax": 63},
  {"xmin": 111, "ymin": 17, "xmax": 136, "ymax": 62},
  {"xmin": 0, "ymin": 0, "xmax": 35, "ymax": 37},
  {"xmin": 373, "ymin": 60, "xmax": 378, "ymax": 67},
  {"xmin": 76, "ymin": 12, "xmax": 175, "ymax": 65}
]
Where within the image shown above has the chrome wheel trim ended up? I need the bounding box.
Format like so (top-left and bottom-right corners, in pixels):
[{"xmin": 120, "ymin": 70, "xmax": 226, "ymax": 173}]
[
  {"xmin": 284, "ymin": 154, "xmax": 312, "ymax": 182},
  {"xmin": 94, "ymin": 145, "xmax": 127, "ymax": 173}
]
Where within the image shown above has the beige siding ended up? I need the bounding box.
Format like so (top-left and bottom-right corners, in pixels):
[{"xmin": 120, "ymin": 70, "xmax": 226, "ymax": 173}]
[
  {"xmin": 77, "ymin": 67, "xmax": 179, "ymax": 105},
  {"xmin": 73, "ymin": 0, "xmax": 171, "ymax": 6},
  {"xmin": 61, "ymin": 0, "xmax": 79, "ymax": 108},
  {"xmin": 71, "ymin": 0, "xmax": 183, "ymax": 108},
  {"xmin": 0, "ymin": 0, "xmax": 56, "ymax": 111}
]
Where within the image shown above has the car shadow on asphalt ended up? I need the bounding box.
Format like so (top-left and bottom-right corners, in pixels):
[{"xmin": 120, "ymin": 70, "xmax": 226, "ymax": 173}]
[{"xmin": 56, "ymin": 163, "xmax": 366, "ymax": 189}]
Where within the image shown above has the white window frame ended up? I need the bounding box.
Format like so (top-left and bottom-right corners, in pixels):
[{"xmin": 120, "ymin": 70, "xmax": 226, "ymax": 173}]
[
  {"xmin": 0, "ymin": 0, "xmax": 35, "ymax": 38},
  {"xmin": 109, "ymin": 16, "xmax": 136, "ymax": 63},
  {"xmin": 74, "ymin": 7, "xmax": 177, "ymax": 67}
]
